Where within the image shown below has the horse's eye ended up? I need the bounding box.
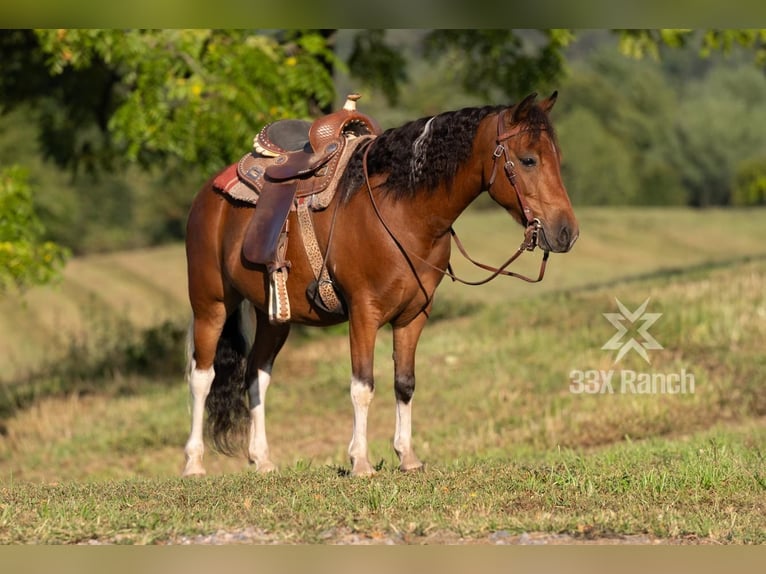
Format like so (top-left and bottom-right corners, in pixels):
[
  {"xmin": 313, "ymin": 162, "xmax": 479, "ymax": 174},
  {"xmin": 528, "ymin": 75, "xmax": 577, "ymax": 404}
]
[{"xmin": 520, "ymin": 156, "xmax": 537, "ymax": 167}]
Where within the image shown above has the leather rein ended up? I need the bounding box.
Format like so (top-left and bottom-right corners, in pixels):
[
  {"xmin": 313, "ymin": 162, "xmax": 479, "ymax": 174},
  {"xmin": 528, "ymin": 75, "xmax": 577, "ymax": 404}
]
[{"xmin": 361, "ymin": 109, "xmax": 550, "ymax": 288}]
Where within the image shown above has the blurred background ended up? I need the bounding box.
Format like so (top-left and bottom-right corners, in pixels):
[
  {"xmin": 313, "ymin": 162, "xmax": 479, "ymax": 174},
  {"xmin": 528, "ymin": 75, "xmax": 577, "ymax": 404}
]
[{"xmin": 0, "ymin": 30, "xmax": 764, "ymax": 480}]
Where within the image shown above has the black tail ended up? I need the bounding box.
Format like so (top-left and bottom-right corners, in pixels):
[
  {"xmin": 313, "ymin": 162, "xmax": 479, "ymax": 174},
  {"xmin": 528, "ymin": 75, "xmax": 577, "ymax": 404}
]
[{"xmin": 206, "ymin": 306, "xmax": 250, "ymax": 456}]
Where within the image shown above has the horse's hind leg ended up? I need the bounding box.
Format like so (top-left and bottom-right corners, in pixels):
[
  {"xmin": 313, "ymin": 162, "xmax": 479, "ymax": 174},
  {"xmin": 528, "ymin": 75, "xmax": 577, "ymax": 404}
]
[
  {"xmin": 392, "ymin": 314, "xmax": 427, "ymax": 472},
  {"xmin": 347, "ymin": 311, "xmax": 381, "ymax": 477},
  {"xmin": 183, "ymin": 302, "xmax": 228, "ymax": 476},
  {"xmin": 246, "ymin": 305, "xmax": 291, "ymax": 473}
]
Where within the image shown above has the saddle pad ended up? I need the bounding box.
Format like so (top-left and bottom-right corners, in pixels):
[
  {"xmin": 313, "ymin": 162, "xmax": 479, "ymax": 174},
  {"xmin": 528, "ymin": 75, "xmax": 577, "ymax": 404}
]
[{"xmin": 212, "ymin": 164, "xmax": 259, "ymax": 205}]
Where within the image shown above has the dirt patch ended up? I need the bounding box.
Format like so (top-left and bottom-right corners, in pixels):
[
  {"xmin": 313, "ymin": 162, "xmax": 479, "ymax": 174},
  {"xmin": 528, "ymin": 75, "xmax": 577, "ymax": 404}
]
[{"xmin": 162, "ymin": 528, "xmax": 721, "ymax": 546}]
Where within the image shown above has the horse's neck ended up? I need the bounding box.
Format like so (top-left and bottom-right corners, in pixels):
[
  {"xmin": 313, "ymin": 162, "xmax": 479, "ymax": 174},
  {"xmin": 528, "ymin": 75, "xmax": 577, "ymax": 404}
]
[
  {"xmin": 411, "ymin": 157, "xmax": 487, "ymax": 238},
  {"xmin": 380, "ymin": 114, "xmax": 495, "ymax": 238},
  {"xmin": 429, "ymin": 116, "xmax": 496, "ymax": 231}
]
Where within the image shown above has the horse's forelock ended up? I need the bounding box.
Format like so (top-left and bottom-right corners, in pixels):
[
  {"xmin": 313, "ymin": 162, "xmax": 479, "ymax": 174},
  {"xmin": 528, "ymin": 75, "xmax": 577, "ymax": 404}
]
[{"xmin": 518, "ymin": 104, "xmax": 557, "ymax": 144}]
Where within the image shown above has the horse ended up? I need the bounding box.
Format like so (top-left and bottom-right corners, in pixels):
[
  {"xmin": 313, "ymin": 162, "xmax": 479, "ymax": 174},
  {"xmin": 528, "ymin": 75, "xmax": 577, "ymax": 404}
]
[{"xmin": 183, "ymin": 92, "xmax": 578, "ymax": 477}]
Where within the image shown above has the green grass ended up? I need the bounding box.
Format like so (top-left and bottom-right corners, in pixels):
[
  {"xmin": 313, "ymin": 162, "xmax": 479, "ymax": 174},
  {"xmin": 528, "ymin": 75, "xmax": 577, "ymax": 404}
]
[
  {"xmin": 0, "ymin": 207, "xmax": 764, "ymax": 543},
  {"xmin": 2, "ymin": 425, "xmax": 763, "ymax": 544}
]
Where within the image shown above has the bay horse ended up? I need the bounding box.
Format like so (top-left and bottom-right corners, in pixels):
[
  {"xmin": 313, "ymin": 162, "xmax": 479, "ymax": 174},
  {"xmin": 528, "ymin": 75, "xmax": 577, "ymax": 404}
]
[{"xmin": 183, "ymin": 92, "xmax": 578, "ymax": 477}]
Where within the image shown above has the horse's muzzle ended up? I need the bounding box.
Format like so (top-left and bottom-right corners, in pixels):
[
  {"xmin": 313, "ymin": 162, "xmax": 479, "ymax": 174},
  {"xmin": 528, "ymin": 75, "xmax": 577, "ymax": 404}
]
[{"xmin": 537, "ymin": 219, "xmax": 579, "ymax": 253}]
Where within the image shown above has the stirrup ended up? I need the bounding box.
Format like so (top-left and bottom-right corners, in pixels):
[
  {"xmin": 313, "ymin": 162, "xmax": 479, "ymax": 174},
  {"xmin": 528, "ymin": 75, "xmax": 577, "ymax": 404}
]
[{"xmin": 268, "ymin": 268, "xmax": 290, "ymax": 324}]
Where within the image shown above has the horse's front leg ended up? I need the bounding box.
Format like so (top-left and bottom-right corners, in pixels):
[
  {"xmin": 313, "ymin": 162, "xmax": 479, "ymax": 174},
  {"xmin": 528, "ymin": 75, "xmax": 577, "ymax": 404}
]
[
  {"xmin": 246, "ymin": 306, "xmax": 290, "ymax": 473},
  {"xmin": 347, "ymin": 311, "xmax": 380, "ymax": 477},
  {"xmin": 392, "ymin": 314, "xmax": 427, "ymax": 472}
]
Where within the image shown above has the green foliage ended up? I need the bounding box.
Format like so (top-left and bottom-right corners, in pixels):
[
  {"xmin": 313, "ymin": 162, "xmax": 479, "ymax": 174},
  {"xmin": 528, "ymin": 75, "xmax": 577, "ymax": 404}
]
[
  {"xmin": 348, "ymin": 30, "xmax": 408, "ymax": 105},
  {"xmin": 616, "ymin": 29, "xmax": 694, "ymax": 60},
  {"xmin": 673, "ymin": 66, "xmax": 766, "ymax": 206},
  {"xmin": 4, "ymin": 28, "xmax": 766, "ymax": 257},
  {"xmin": 555, "ymin": 48, "xmax": 686, "ymax": 206},
  {"xmin": 617, "ymin": 28, "xmax": 766, "ymax": 65},
  {"xmin": 556, "ymin": 108, "xmax": 639, "ymax": 205},
  {"xmin": 0, "ymin": 166, "xmax": 69, "ymax": 291},
  {"xmin": 732, "ymin": 157, "xmax": 766, "ymax": 206},
  {"xmin": 554, "ymin": 40, "xmax": 766, "ymax": 207},
  {"xmin": 424, "ymin": 29, "xmax": 574, "ymax": 99},
  {"xmin": 32, "ymin": 29, "xmax": 337, "ymax": 175}
]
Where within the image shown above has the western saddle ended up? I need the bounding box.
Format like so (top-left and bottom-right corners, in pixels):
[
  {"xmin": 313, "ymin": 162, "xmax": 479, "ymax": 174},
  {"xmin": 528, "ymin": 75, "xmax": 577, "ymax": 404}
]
[{"xmin": 213, "ymin": 94, "xmax": 381, "ymax": 324}]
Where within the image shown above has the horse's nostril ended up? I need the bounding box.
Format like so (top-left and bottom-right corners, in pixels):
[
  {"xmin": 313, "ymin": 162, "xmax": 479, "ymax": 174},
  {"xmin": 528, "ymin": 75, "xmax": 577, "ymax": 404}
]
[{"xmin": 558, "ymin": 225, "xmax": 570, "ymax": 248}]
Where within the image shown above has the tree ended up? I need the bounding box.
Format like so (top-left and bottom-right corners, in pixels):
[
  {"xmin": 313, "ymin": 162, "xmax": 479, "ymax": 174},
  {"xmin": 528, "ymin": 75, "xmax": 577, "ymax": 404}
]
[
  {"xmin": 615, "ymin": 29, "xmax": 766, "ymax": 65},
  {"xmin": 673, "ymin": 65, "xmax": 766, "ymax": 206},
  {"xmin": 732, "ymin": 157, "xmax": 766, "ymax": 206},
  {"xmin": 555, "ymin": 47, "xmax": 687, "ymax": 206},
  {"xmin": 0, "ymin": 29, "xmax": 581, "ymax": 178},
  {"xmin": 556, "ymin": 108, "xmax": 639, "ymax": 205},
  {"xmin": 4, "ymin": 28, "xmax": 766, "ymax": 178},
  {"xmin": 0, "ymin": 166, "xmax": 69, "ymax": 291},
  {"xmin": 27, "ymin": 29, "xmax": 339, "ymax": 176},
  {"xmin": 0, "ymin": 29, "xmax": 342, "ymax": 261}
]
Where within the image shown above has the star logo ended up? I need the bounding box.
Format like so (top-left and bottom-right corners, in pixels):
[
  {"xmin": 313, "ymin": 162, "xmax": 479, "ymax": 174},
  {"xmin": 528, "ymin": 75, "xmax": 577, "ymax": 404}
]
[{"xmin": 602, "ymin": 297, "xmax": 663, "ymax": 363}]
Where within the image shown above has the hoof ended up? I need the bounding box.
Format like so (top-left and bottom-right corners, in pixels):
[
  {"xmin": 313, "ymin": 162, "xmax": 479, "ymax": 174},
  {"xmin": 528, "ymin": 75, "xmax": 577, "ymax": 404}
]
[
  {"xmin": 182, "ymin": 466, "xmax": 207, "ymax": 478},
  {"xmin": 251, "ymin": 460, "xmax": 277, "ymax": 474},
  {"xmin": 397, "ymin": 452, "xmax": 424, "ymax": 472},
  {"xmin": 351, "ymin": 460, "xmax": 376, "ymax": 477},
  {"xmin": 183, "ymin": 451, "xmax": 207, "ymax": 477},
  {"xmin": 399, "ymin": 461, "xmax": 425, "ymax": 473}
]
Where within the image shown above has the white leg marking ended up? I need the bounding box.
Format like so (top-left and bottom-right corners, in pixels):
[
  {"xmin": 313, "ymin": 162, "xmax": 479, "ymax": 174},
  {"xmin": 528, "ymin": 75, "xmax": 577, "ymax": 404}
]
[
  {"xmin": 394, "ymin": 399, "xmax": 423, "ymax": 471},
  {"xmin": 348, "ymin": 377, "xmax": 375, "ymax": 476},
  {"xmin": 394, "ymin": 399, "xmax": 412, "ymax": 459},
  {"xmin": 248, "ymin": 368, "xmax": 276, "ymax": 473},
  {"xmin": 183, "ymin": 361, "xmax": 215, "ymax": 476}
]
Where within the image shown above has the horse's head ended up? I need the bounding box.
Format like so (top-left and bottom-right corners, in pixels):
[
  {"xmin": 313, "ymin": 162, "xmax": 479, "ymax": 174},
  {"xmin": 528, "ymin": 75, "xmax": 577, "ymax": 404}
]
[{"xmin": 484, "ymin": 92, "xmax": 578, "ymax": 253}]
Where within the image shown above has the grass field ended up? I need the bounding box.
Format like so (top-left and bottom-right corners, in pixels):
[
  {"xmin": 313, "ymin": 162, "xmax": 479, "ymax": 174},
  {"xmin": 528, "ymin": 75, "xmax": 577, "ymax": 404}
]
[{"xmin": 0, "ymin": 207, "xmax": 764, "ymax": 544}]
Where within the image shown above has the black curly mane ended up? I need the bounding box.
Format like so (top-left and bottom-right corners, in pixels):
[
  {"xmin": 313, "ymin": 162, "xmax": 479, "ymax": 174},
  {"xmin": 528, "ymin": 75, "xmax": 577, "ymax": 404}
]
[{"xmin": 341, "ymin": 105, "xmax": 504, "ymax": 201}]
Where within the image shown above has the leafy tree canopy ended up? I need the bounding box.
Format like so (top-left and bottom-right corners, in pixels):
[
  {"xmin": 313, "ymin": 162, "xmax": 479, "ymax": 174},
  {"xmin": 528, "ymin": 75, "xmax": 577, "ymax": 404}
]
[
  {"xmin": 1, "ymin": 29, "xmax": 338, "ymax": 176},
  {"xmin": 3, "ymin": 28, "xmax": 765, "ymax": 177},
  {"xmin": 0, "ymin": 166, "xmax": 69, "ymax": 291}
]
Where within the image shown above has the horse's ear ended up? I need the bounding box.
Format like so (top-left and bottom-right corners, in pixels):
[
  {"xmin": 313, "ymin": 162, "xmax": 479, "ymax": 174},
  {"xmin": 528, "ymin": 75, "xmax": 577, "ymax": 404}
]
[
  {"xmin": 512, "ymin": 92, "xmax": 538, "ymax": 123},
  {"xmin": 540, "ymin": 91, "xmax": 558, "ymax": 114}
]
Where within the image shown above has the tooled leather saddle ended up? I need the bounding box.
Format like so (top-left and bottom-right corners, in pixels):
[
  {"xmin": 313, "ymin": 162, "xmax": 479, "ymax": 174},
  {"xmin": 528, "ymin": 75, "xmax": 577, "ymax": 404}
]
[{"xmin": 212, "ymin": 94, "xmax": 381, "ymax": 323}]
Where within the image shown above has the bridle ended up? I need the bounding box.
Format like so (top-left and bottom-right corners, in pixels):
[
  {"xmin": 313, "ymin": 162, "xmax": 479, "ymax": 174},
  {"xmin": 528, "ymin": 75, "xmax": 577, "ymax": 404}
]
[
  {"xmin": 361, "ymin": 109, "xmax": 551, "ymax": 290},
  {"xmin": 447, "ymin": 108, "xmax": 550, "ymax": 285},
  {"xmin": 488, "ymin": 109, "xmax": 544, "ymax": 251}
]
